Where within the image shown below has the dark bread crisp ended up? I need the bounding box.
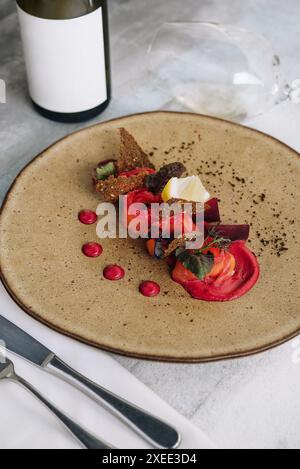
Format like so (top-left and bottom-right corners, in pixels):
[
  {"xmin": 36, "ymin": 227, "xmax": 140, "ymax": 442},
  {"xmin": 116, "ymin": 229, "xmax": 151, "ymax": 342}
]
[
  {"xmin": 117, "ymin": 128, "xmax": 155, "ymax": 172},
  {"xmin": 95, "ymin": 171, "xmax": 149, "ymax": 203},
  {"xmin": 95, "ymin": 129, "xmax": 155, "ymax": 201}
]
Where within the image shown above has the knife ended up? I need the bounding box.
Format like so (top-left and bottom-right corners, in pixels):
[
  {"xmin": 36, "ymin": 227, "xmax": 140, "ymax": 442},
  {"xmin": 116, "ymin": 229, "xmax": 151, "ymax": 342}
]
[{"xmin": 0, "ymin": 315, "xmax": 180, "ymax": 449}]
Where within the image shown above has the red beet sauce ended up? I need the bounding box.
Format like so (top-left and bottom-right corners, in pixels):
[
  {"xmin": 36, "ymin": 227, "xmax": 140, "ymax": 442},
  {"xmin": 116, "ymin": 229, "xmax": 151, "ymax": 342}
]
[
  {"xmin": 82, "ymin": 242, "xmax": 103, "ymax": 258},
  {"xmin": 103, "ymin": 265, "xmax": 125, "ymax": 281},
  {"xmin": 139, "ymin": 281, "xmax": 160, "ymax": 297},
  {"xmin": 173, "ymin": 241, "xmax": 259, "ymax": 301},
  {"xmin": 78, "ymin": 210, "xmax": 97, "ymax": 225}
]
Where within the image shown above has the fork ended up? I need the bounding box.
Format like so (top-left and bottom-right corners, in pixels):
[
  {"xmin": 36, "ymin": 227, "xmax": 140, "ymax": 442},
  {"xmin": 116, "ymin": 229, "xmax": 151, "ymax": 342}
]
[{"xmin": 0, "ymin": 357, "xmax": 113, "ymax": 449}]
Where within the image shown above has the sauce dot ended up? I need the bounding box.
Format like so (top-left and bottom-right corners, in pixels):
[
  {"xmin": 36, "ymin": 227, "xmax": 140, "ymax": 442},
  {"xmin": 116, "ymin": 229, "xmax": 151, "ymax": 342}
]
[
  {"xmin": 82, "ymin": 242, "xmax": 103, "ymax": 258},
  {"xmin": 139, "ymin": 281, "xmax": 160, "ymax": 297},
  {"xmin": 78, "ymin": 210, "xmax": 97, "ymax": 225},
  {"xmin": 103, "ymin": 265, "xmax": 125, "ymax": 281}
]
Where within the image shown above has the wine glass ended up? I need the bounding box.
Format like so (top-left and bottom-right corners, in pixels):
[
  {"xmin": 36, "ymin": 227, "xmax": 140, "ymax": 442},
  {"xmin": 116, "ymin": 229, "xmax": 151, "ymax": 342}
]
[{"xmin": 147, "ymin": 22, "xmax": 285, "ymax": 122}]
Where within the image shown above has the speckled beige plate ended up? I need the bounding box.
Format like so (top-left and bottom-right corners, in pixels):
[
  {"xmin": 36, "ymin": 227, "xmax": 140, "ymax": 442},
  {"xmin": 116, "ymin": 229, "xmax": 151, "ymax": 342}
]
[{"xmin": 0, "ymin": 112, "xmax": 299, "ymax": 362}]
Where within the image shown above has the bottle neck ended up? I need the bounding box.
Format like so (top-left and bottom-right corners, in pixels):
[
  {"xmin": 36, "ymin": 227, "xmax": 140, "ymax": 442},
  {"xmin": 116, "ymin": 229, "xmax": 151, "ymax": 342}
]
[{"xmin": 16, "ymin": 0, "xmax": 104, "ymax": 20}]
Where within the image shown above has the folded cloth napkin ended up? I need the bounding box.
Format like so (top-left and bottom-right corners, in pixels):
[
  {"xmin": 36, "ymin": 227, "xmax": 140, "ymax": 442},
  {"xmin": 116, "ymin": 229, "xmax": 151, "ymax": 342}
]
[{"xmin": 0, "ymin": 283, "xmax": 215, "ymax": 449}]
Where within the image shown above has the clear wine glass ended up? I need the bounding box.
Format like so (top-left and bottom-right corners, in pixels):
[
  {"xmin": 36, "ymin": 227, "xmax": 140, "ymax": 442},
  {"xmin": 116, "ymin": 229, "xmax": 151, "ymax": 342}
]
[{"xmin": 147, "ymin": 22, "xmax": 291, "ymax": 122}]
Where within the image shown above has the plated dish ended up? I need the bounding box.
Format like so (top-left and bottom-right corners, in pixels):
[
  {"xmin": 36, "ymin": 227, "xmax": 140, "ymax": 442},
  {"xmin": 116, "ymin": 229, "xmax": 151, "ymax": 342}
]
[
  {"xmin": 89, "ymin": 128, "xmax": 260, "ymax": 302},
  {"xmin": 0, "ymin": 112, "xmax": 299, "ymax": 362}
]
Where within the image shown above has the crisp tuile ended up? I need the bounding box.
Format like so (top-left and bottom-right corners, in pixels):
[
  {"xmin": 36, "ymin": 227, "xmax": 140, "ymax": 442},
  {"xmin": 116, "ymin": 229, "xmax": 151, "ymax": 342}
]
[
  {"xmin": 163, "ymin": 232, "xmax": 201, "ymax": 258},
  {"xmin": 166, "ymin": 198, "xmax": 219, "ymax": 221},
  {"xmin": 117, "ymin": 128, "xmax": 155, "ymax": 172}
]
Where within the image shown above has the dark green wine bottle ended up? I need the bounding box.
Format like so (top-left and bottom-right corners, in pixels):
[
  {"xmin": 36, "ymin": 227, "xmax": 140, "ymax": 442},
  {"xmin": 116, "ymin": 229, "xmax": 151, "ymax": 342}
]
[{"xmin": 16, "ymin": 0, "xmax": 111, "ymax": 122}]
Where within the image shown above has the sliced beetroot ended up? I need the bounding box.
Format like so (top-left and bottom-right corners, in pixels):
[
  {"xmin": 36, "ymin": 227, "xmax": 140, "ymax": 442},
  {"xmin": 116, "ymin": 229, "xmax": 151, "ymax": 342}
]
[
  {"xmin": 205, "ymin": 223, "xmax": 250, "ymax": 241},
  {"xmin": 204, "ymin": 198, "xmax": 220, "ymax": 223}
]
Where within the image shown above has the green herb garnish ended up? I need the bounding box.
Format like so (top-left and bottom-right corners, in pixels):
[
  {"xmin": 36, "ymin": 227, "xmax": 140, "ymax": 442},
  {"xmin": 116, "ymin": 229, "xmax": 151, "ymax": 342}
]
[
  {"xmin": 176, "ymin": 249, "xmax": 214, "ymax": 280},
  {"xmin": 96, "ymin": 162, "xmax": 116, "ymax": 180},
  {"xmin": 175, "ymin": 234, "xmax": 231, "ymax": 280},
  {"xmin": 200, "ymin": 236, "xmax": 231, "ymax": 252}
]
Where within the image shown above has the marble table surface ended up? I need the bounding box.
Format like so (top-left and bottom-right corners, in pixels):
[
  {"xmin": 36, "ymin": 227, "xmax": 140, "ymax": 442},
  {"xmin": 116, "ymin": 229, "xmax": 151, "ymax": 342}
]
[{"xmin": 0, "ymin": 0, "xmax": 299, "ymax": 449}]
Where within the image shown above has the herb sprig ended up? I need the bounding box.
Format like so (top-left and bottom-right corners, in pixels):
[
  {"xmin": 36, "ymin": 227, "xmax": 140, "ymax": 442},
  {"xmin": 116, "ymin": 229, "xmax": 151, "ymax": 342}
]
[
  {"xmin": 199, "ymin": 235, "xmax": 231, "ymax": 253},
  {"xmin": 96, "ymin": 161, "xmax": 116, "ymax": 181},
  {"xmin": 174, "ymin": 234, "xmax": 231, "ymax": 280}
]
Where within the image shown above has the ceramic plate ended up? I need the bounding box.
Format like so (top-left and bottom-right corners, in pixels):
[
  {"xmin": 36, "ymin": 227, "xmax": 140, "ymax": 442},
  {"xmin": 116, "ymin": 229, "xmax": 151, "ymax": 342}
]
[{"xmin": 0, "ymin": 112, "xmax": 299, "ymax": 362}]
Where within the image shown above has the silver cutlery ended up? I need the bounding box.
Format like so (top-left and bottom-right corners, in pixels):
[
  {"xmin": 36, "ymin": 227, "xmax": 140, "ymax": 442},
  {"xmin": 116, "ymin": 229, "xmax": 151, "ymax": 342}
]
[
  {"xmin": 0, "ymin": 357, "xmax": 113, "ymax": 449},
  {"xmin": 0, "ymin": 315, "xmax": 181, "ymax": 449}
]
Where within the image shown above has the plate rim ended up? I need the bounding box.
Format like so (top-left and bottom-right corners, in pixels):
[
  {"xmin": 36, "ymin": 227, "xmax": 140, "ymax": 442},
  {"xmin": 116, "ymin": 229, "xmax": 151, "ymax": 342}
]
[{"xmin": 1, "ymin": 110, "xmax": 299, "ymax": 363}]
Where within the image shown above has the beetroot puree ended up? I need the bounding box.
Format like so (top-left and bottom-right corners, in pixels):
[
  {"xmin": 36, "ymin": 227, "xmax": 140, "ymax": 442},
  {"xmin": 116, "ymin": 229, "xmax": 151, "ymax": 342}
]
[
  {"xmin": 103, "ymin": 265, "xmax": 125, "ymax": 281},
  {"xmin": 82, "ymin": 242, "xmax": 103, "ymax": 258},
  {"xmin": 139, "ymin": 281, "xmax": 160, "ymax": 297},
  {"xmin": 172, "ymin": 241, "xmax": 259, "ymax": 302},
  {"xmin": 78, "ymin": 210, "xmax": 97, "ymax": 225}
]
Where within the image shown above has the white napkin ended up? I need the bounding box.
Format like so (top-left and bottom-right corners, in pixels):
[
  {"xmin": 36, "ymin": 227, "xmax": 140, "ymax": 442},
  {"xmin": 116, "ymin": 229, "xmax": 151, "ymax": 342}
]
[{"xmin": 0, "ymin": 283, "xmax": 215, "ymax": 449}]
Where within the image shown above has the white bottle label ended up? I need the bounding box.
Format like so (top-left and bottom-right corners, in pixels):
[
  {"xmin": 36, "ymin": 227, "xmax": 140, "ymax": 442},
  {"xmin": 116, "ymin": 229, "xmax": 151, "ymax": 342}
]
[{"xmin": 17, "ymin": 6, "xmax": 107, "ymax": 114}]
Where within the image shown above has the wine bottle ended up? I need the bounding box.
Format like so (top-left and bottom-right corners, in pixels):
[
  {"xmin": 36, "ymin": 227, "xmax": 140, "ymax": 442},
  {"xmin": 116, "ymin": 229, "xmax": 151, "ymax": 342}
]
[{"xmin": 16, "ymin": 0, "xmax": 111, "ymax": 122}]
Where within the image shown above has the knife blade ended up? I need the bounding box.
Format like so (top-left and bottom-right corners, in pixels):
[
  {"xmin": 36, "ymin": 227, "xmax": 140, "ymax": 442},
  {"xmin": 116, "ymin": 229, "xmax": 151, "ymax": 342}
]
[
  {"xmin": 0, "ymin": 315, "xmax": 54, "ymax": 366},
  {"xmin": 0, "ymin": 315, "xmax": 181, "ymax": 449}
]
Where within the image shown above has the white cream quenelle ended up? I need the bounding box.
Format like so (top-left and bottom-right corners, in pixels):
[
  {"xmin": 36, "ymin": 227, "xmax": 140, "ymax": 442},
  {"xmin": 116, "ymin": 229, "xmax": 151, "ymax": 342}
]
[{"xmin": 161, "ymin": 175, "xmax": 211, "ymax": 203}]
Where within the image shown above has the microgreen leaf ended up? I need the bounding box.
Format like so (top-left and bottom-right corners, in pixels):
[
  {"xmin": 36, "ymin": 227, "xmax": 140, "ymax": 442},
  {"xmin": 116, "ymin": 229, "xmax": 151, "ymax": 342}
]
[
  {"xmin": 176, "ymin": 250, "xmax": 214, "ymax": 280},
  {"xmin": 96, "ymin": 162, "xmax": 116, "ymax": 180}
]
